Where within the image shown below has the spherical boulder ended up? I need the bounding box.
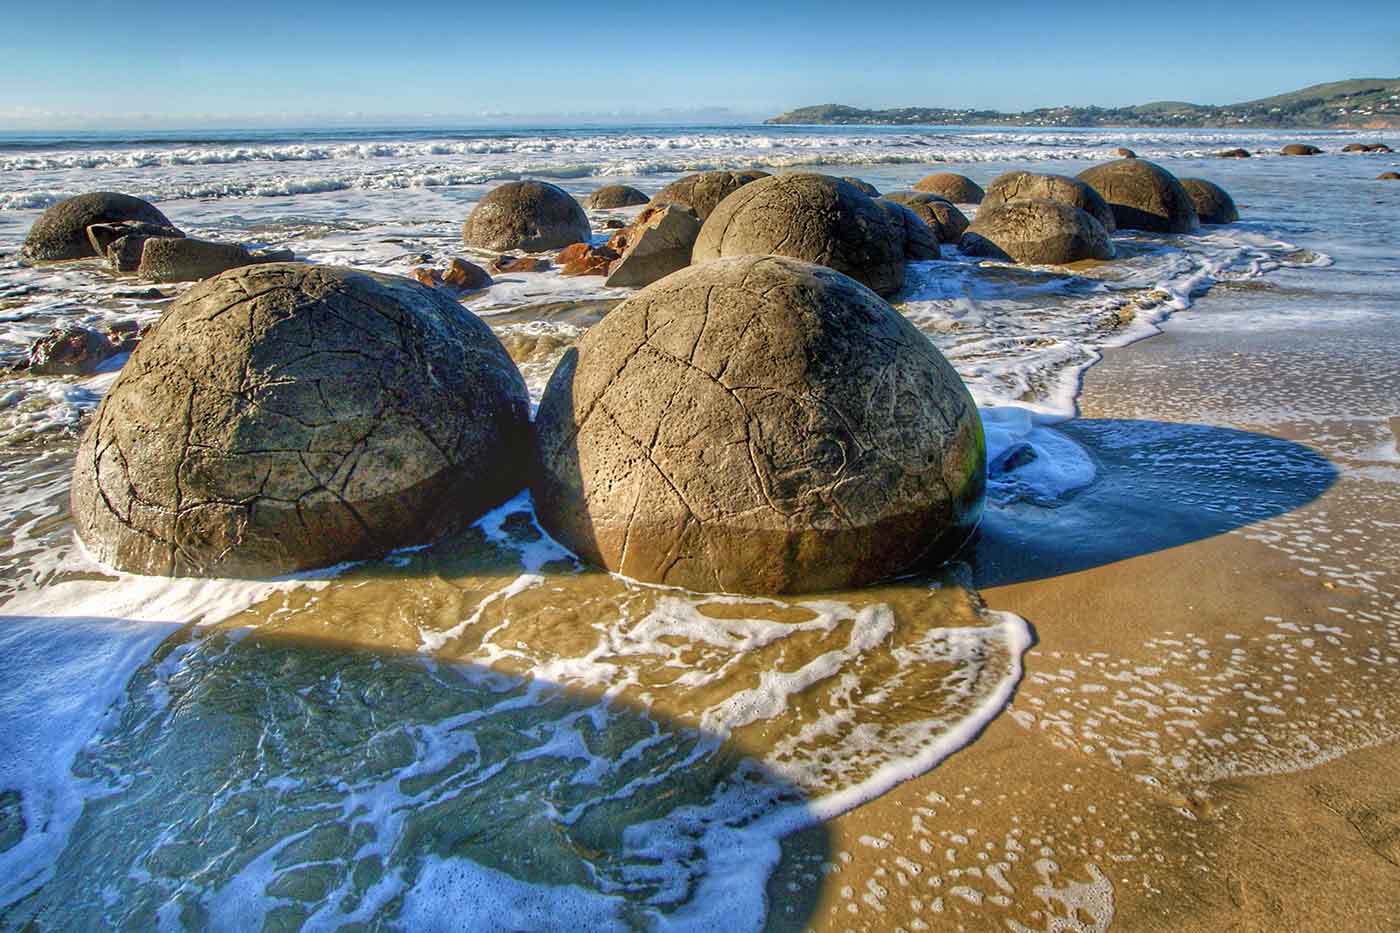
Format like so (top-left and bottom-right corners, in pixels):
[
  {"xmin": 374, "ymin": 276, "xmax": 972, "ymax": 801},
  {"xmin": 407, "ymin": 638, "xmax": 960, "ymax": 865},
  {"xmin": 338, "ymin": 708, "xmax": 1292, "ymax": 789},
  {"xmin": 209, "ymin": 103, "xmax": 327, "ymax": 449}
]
[
  {"xmin": 1076, "ymin": 159, "xmax": 1199, "ymax": 234},
  {"xmin": 911, "ymin": 173, "xmax": 984, "ymax": 204},
  {"xmin": 71, "ymin": 263, "xmax": 530, "ymax": 578},
  {"xmin": 961, "ymin": 199, "xmax": 1114, "ymax": 265},
  {"xmin": 1179, "ymin": 178, "xmax": 1239, "ymax": 224},
  {"xmin": 532, "ymin": 255, "xmax": 985, "ymax": 594},
  {"xmin": 1281, "ymin": 144, "xmax": 1322, "ymax": 156},
  {"xmin": 649, "ymin": 170, "xmax": 770, "ymax": 220},
  {"xmin": 22, "ymin": 192, "xmax": 173, "ymax": 262},
  {"xmin": 462, "ymin": 181, "xmax": 591, "ymax": 252},
  {"xmin": 881, "ymin": 191, "xmax": 969, "ymax": 242},
  {"xmin": 691, "ymin": 173, "xmax": 906, "ymax": 295},
  {"xmin": 875, "ymin": 199, "xmax": 940, "ymax": 260},
  {"xmin": 981, "ymin": 171, "xmax": 1117, "ymax": 234},
  {"xmin": 1217, "ymin": 148, "xmax": 1251, "ymax": 159},
  {"xmin": 840, "ymin": 176, "xmax": 881, "ymax": 196},
  {"xmin": 585, "ymin": 185, "xmax": 650, "ymax": 209}
]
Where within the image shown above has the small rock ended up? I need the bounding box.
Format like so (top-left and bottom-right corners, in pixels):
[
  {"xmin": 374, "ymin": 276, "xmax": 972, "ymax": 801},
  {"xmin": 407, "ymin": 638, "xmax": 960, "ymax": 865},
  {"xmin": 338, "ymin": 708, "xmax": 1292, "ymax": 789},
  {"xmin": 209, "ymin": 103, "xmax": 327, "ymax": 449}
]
[
  {"xmin": 490, "ymin": 255, "xmax": 550, "ymax": 274},
  {"xmin": 555, "ymin": 243, "xmax": 619, "ymax": 277},
  {"xmin": 1116, "ymin": 147, "xmax": 1137, "ymax": 158},
  {"xmin": 442, "ymin": 258, "xmax": 493, "ymax": 290},
  {"xmin": 1379, "ymin": 172, "xmax": 1400, "ymax": 181},
  {"xmin": 1216, "ymin": 148, "xmax": 1251, "ymax": 159},
  {"xmin": 990, "ymin": 443, "xmax": 1038, "ymax": 476},
  {"xmin": 603, "ymin": 218, "xmax": 626, "ymax": 230},
  {"xmin": 15, "ymin": 325, "xmax": 119, "ymax": 375},
  {"xmin": 412, "ymin": 267, "xmax": 442, "ymax": 288},
  {"xmin": 585, "ymin": 185, "xmax": 649, "ymax": 209},
  {"xmin": 113, "ymin": 288, "xmax": 166, "ymax": 300}
]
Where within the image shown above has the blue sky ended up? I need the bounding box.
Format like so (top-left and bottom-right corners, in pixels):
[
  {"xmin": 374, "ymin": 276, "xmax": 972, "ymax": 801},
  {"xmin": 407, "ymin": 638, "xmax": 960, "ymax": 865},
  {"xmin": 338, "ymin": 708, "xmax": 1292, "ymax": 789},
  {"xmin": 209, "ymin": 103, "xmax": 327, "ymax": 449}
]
[{"xmin": 1, "ymin": 0, "xmax": 1395, "ymax": 127}]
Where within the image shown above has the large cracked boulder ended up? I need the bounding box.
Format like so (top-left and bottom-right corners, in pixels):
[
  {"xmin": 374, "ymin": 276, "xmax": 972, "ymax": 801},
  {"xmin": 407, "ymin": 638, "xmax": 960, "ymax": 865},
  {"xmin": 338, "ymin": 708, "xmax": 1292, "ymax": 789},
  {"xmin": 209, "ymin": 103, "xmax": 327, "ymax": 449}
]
[
  {"xmin": 648, "ymin": 170, "xmax": 769, "ymax": 220},
  {"xmin": 1179, "ymin": 178, "xmax": 1239, "ymax": 224},
  {"xmin": 1077, "ymin": 159, "xmax": 1199, "ymax": 234},
  {"xmin": 604, "ymin": 204, "xmax": 702, "ymax": 287},
  {"xmin": 585, "ymin": 185, "xmax": 650, "ymax": 209},
  {"xmin": 691, "ymin": 173, "xmax": 907, "ymax": 296},
  {"xmin": 881, "ymin": 192, "xmax": 969, "ymax": 243},
  {"xmin": 533, "ymin": 255, "xmax": 985, "ymax": 594},
  {"xmin": 22, "ymin": 192, "xmax": 174, "ymax": 262},
  {"xmin": 961, "ymin": 199, "xmax": 1114, "ymax": 265},
  {"xmin": 462, "ymin": 181, "xmax": 591, "ymax": 252},
  {"xmin": 70, "ymin": 263, "xmax": 530, "ymax": 578},
  {"xmin": 982, "ymin": 172, "xmax": 1117, "ymax": 234},
  {"xmin": 911, "ymin": 173, "xmax": 984, "ymax": 204}
]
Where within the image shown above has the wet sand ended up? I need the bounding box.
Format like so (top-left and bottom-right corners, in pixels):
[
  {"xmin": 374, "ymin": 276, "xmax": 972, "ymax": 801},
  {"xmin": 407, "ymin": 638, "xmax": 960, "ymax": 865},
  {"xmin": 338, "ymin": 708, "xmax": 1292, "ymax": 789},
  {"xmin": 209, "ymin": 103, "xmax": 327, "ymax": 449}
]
[{"xmin": 768, "ymin": 282, "xmax": 1400, "ymax": 929}]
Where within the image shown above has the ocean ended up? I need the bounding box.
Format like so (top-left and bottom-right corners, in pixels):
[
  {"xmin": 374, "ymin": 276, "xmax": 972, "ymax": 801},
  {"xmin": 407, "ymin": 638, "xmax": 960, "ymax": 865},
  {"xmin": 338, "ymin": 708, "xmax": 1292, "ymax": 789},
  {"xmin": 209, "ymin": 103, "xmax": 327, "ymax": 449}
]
[{"xmin": 0, "ymin": 123, "xmax": 1397, "ymax": 929}]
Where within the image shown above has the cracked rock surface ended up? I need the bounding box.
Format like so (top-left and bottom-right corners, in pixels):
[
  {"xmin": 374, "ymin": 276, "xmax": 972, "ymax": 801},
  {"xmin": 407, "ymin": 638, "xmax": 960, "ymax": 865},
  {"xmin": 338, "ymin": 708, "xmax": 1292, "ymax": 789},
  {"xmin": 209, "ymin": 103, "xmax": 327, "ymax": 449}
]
[
  {"xmin": 585, "ymin": 185, "xmax": 650, "ymax": 209},
  {"xmin": 691, "ymin": 173, "xmax": 908, "ymax": 296},
  {"xmin": 532, "ymin": 255, "xmax": 985, "ymax": 595},
  {"xmin": 1077, "ymin": 158, "xmax": 1200, "ymax": 234},
  {"xmin": 880, "ymin": 191, "xmax": 969, "ymax": 243},
  {"xmin": 961, "ymin": 198, "xmax": 1115, "ymax": 265},
  {"xmin": 648, "ymin": 170, "xmax": 769, "ymax": 220},
  {"xmin": 22, "ymin": 192, "xmax": 173, "ymax": 262},
  {"xmin": 1180, "ymin": 178, "xmax": 1239, "ymax": 224},
  {"xmin": 462, "ymin": 181, "xmax": 591, "ymax": 252},
  {"xmin": 71, "ymin": 262, "xmax": 530, "ymax": 578},
  {"xmin": 982, "ymin": 171, "xmax": 1118, "ymax": 234},
  {"xmin": 911, "ymin": 173, "xmax": 985, "ymax": 204}
]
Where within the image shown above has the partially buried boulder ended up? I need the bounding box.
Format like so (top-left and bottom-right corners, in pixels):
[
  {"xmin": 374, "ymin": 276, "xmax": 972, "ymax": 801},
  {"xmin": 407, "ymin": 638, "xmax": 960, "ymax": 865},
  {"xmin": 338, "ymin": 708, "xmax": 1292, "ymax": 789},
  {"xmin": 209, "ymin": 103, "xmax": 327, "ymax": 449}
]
[
  {"xmin": 1380, "ymin": 172, "xmax": 1400, "ymax": 181},
  {"xmin": 1281, "ymin": 144, "xmax": 1322, "ymax": 156},
  {"xmin": 462, "ymin": 181, "xmax": 591, "ymax": 252},
  {"xmin": 875, "ymin": 199, "xmax": 940, "ymax": 260},
  {"xmin": 1077, "ymin": 158, "xmax": 1199, "ymax": 234},
  {"xmin": 1179, "ymin": 178, "xmax": 1239, "ymax": 224},
  {"xmin": 648, "ymin": 170, "xmax": 769, "ymax": 220},
  {"xmin": 961, "ymin": 199, "xmax": 1114, "ymax": 265},
  {"xmin": 911, "ymin": 173, "xmax": 984, "ymax": 204},
  {"xmin": 136, "ymin": 237, "xmax": 292, "ymax": 283},
  {"xmin": 1116, "ymin": 147, "xmax": 1137, "ymax": 158},
  {"xmin": 585, "ymin": 185, "xmax": 650, "ymax": 209},
  {"xmin": 881, "ymin": 191, "xmax": 969, "ymax": 242},
  {"xmin": 604, "ymin": 203, "xmax": 702, "ymax": 287},
  {"xmin": 1217, "ymin": 148, "xmax": 1251, "ymax": 159},
  {"xmin": 691, "ymin": 173, "xmax": 907, "ymax": 296},
  {"xmin": 981, "ymin": 171, "xmax": 1117, "ymax": 234},
  {"xmin": 840, "ymin": 177, "xmax": 881, "ymax": 196},
  {"xmin": 70, "ymin": 263, "xmax": 531, "ymax": 577},
  {"xmin": 532, "ymin": 255, "xmax": 985, "ymax": 594},
  {"xmin": 22, "ymin": 192, "xmax": 174, "ymax": 262}
]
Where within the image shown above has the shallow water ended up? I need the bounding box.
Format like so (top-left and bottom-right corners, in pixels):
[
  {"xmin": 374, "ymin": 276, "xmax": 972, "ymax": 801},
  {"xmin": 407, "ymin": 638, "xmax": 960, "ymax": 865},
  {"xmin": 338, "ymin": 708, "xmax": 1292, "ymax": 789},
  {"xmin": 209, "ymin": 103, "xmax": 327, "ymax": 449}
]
[{"xmin": 0, "ymin": 123, "xmax": 1398, "ymax": 929}]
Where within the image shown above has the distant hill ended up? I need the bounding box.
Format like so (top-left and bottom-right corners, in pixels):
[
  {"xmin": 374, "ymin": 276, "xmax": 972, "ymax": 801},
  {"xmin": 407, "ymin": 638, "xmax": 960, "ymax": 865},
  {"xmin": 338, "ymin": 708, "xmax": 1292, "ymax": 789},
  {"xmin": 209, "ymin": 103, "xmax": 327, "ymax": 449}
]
[{"xmin": 766, "ymin": 79, "xmax": 1400, "ymax": 129}]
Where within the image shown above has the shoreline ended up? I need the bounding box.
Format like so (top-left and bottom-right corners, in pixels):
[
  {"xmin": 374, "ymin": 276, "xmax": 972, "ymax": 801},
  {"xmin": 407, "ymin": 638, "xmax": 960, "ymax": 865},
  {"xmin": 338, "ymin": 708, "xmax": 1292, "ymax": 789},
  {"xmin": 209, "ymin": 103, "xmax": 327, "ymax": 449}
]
[{"xmin": 767, "ymin": 268, "xmax": 1400, "ymax": 929}]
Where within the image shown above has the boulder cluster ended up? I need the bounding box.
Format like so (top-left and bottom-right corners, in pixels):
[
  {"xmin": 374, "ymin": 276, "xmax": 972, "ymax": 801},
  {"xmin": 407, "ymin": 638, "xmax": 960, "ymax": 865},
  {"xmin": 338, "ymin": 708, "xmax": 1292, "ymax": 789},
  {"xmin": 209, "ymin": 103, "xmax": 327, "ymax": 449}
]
[
  {"xmin": 38, "ymin": 148, "xmax": 1247, "ymax": 591},
  {"xmin": 21, "ymin": 192, "xmax": 292, "ymax": 281}
]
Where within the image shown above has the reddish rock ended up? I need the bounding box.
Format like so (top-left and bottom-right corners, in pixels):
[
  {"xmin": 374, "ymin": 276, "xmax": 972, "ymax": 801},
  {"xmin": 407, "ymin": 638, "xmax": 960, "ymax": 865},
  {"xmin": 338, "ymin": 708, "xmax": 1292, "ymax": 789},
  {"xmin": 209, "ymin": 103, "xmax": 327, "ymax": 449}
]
[
  {"xmin": 1116, "ymin": 147, "xmax": 1137, "ymax": 158},
  {"xmin": 604, "ymin": 218, "xmax": 626, "ymax": 229},
  {"xmin": 556, "ymin": 243, "xmax": 619, "ymax": 277},
  {"xmin": 442, "ymin": 258, "xmax": 493, "ymax": 290},
  {"xmin": 490, "ymin": 255, "xmax": 551, "ymax": 274},
  {"xmin": 412, "ymin": 267, "xmax": 442, "ymax": 288},
  {"xmin": 604, "ymin": 203, "xmax": 702, "ymax": 288}
]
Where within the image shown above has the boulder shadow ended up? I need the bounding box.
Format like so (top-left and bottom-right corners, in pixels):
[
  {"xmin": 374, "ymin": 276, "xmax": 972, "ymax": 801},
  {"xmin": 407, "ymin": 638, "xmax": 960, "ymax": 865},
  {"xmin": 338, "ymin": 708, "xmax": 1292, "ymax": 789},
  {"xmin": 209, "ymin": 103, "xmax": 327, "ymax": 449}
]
[
  {"xmin": 968, "ymin": 418, "xmax": 1339, "ymax": 588},
  {"xmin": 0, "ymin": 618, "xmax": 830, "ymax": 930}
]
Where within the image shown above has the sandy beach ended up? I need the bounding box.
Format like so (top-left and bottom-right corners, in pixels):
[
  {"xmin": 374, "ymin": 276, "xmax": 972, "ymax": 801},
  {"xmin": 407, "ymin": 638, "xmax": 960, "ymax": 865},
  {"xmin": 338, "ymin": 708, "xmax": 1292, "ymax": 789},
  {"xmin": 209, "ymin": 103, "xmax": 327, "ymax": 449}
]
[{"xmin": 768, "ymin": 276, "xmax": 1400, "ymax": 930}]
